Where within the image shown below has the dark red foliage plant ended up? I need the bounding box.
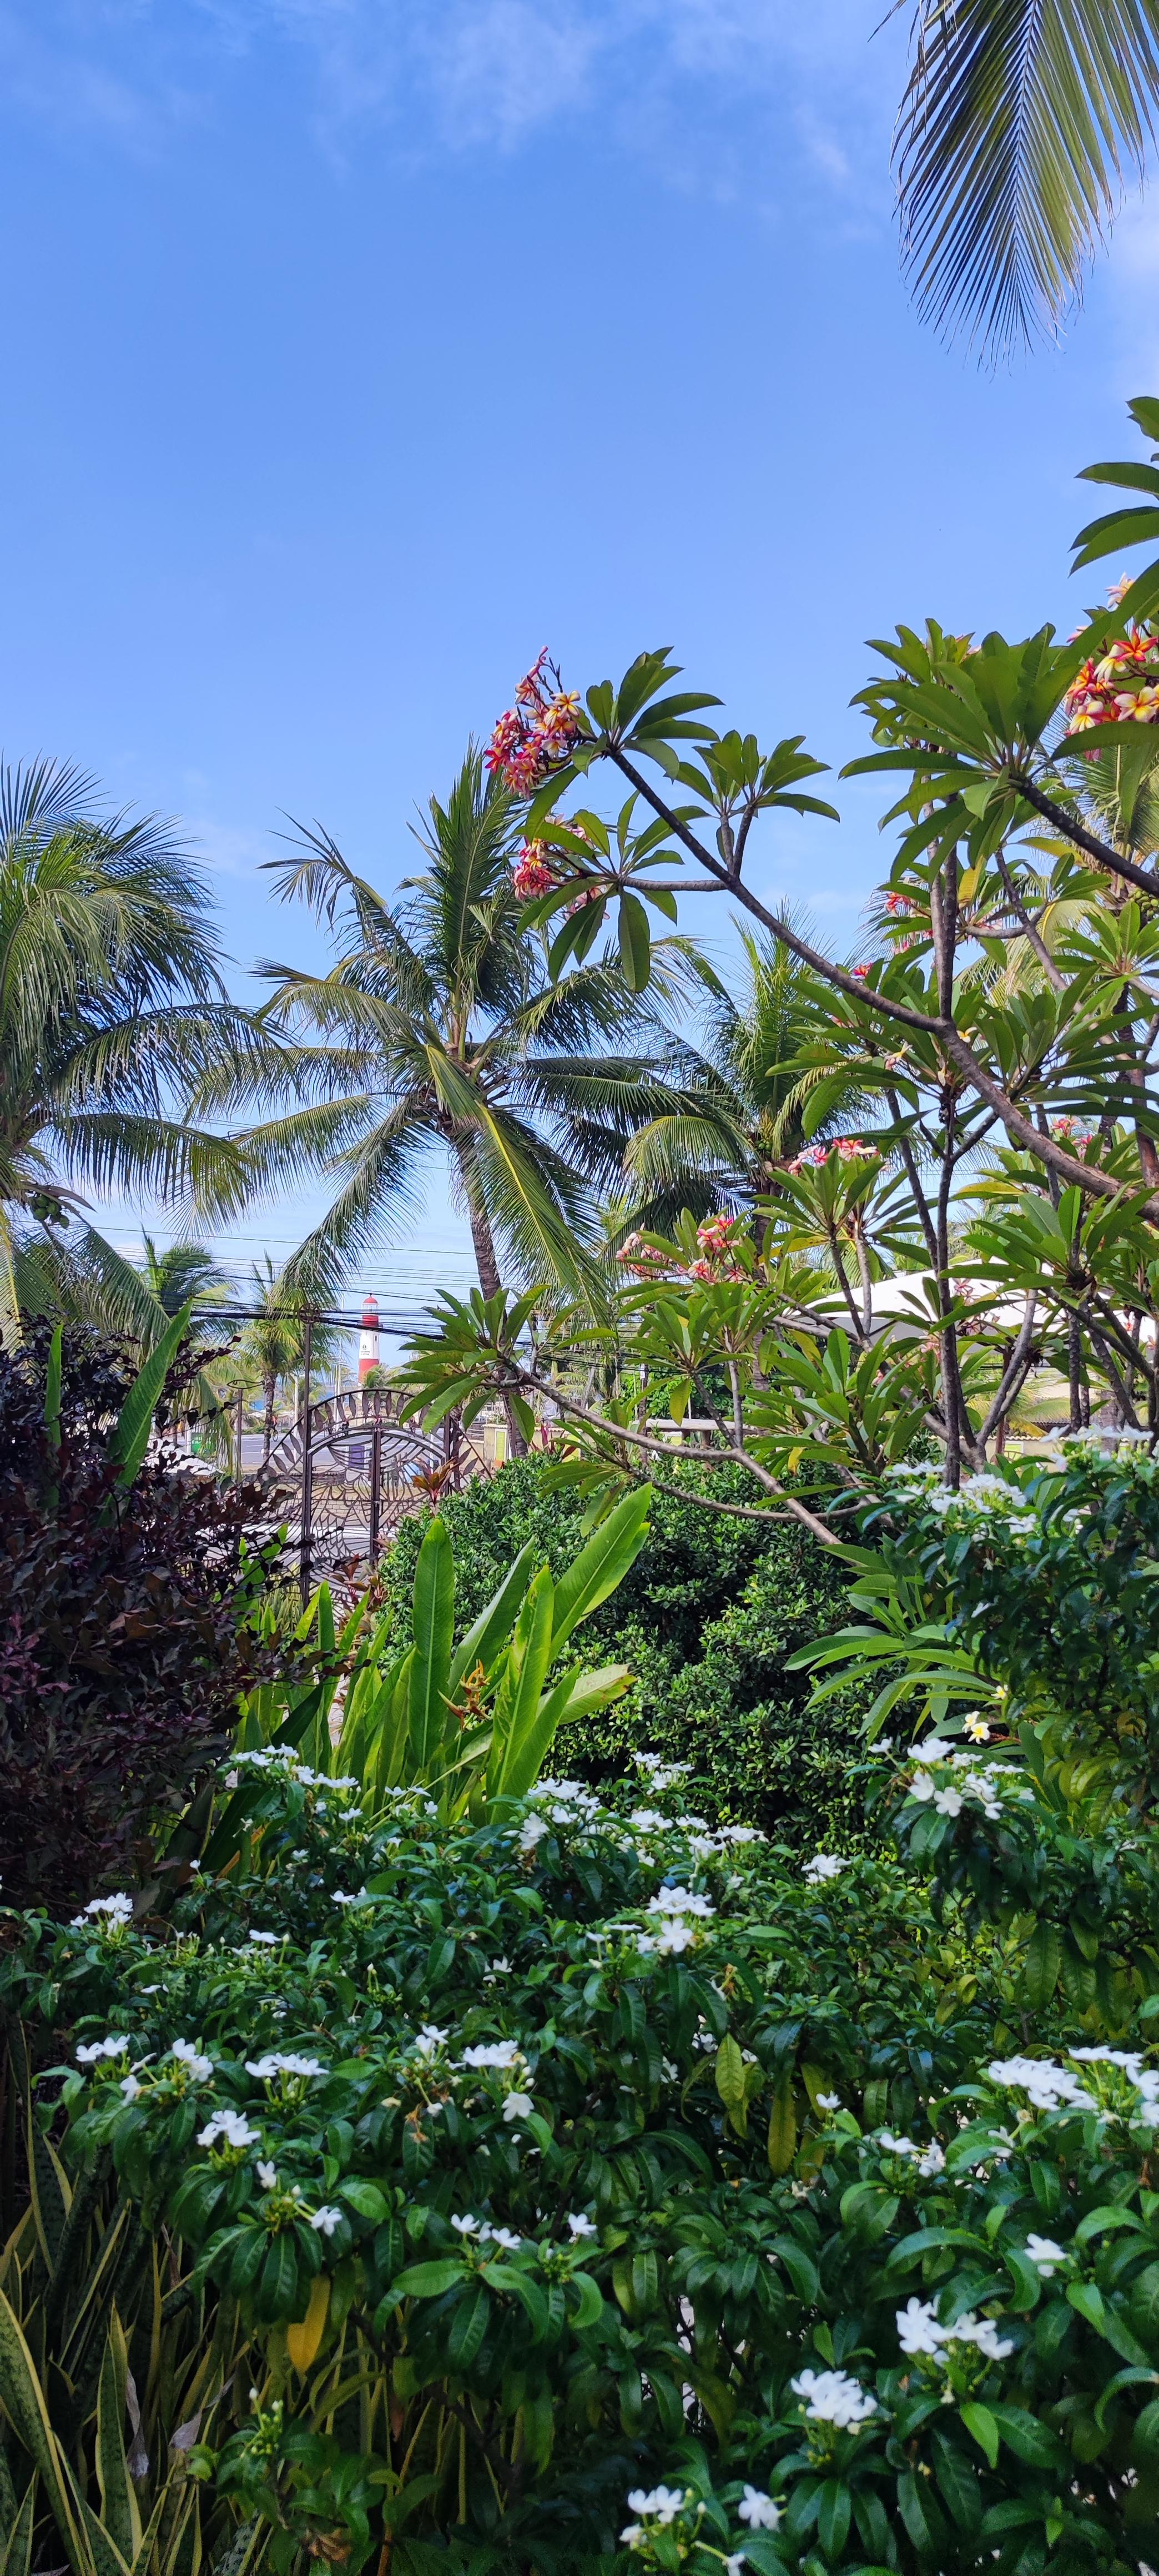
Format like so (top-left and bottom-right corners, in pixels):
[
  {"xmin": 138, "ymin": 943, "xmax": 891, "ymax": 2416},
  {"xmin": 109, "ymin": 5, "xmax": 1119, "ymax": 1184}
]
[{"xmin": 0, "ymin": 1323, "xmax": 283, "ymax": 1918}]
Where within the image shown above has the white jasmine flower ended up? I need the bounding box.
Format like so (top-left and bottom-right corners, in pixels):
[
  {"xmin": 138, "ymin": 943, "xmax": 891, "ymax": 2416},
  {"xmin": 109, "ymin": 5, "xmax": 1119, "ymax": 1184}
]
[
  {"xmin": 738, "ymin": 2488, "xmax": 780, "ymax": 2532},
  {"xmin": 71, "ymin": 1893, "xmax": 134, "ymax": 1927},
  {"xmin": 451, "ymin": 2213, "xmax": 480, "ymax": 2236},
  {"xmin": 802, "ymin": 1855, "xmax": 850, "ymax": 1885},
  {"xmin": 120, "ymin": 2075, "xmax": 142, "ymax": 2101},
  {"xmin": 817, "ymin": 2092, "xmax": 841, "ymax": 2112},
  {"xmin": 245, "ymin": 2052, "xmax": 325, "ymax": 2081},
  {"xmin": 482, "ymin": 1958, "xmax": 511, "ymax": 1981},
  {"xmin": 916, "ymin": 2141, "xmax": 946, "ymax": 2176},
  {"xmin": 77, "ymin": 2035, "xmax": 130, "ymax": 2065},
  {"xmin": 647, "ymin": 1886, "xmax": 714, "ymax": 1918},
  {"xmin": 170, "ymin": 2041, "xmax": 213, "ymax": 2082},
  {"xmin": 624, "ymin": 2487, "xmax": 687, "ymax": 2525},
  {"xmin": 517, "ymin": 1816, "xmax": 550, "ymax": 1854},
  {"xmin": 411, "ymin": 2024, "xmax": 450, "ymax": 2059},
  {"xmin": 256, "ymin": 2161, "xmax": 278, "ymax": 2190},
  {"xmin": 987, "ymin": 2055, "xmax": 1095, "ymax": 2113},
  {"xmin": 461, "ymin": 2041, "xmax": 521, "ymax": 2070},
  {"xmin": 906, "ymin": 1773, "xmax": 936, "ymax": 1803},
  {"xmin": 933, "ymin": 1786, "xmax": 964, "ymax": 1816},
  {"xmin": 790, "ymin": 2366, "xmax": 876, "ymax": 2426},
  {"xmin": 482, "ymin": 2224, "xmax": 521, "ymax": 2251},
  {"xmin": 198, "ymin": 2110, "xmax": 257, "ymax": 2150},
  {"xmin": 247, "ymin": 1931, "xmax": 280, "ymax": 1948},
  {"xmin": 309, "ymin": 2205, "xmax": 342, "ymax": 2237},
  {"xmin": 1025, "ymin": 2234, "xmax": 1067, "ymax": 2276},
  {"xmin": 331, "ymin": 1888, "xmax": 371, "ymax": 1908},
  {"xmin": 896, "ymin": 2296, "xmax": 944, "ymax": 2356},
  {"xmin": 567, "ymin": 2212, "xmax": 597, "ymax": 2239},
  {"xmin": 503, "ymin": 2092, "xmax": 533, "ymax": 2123},
  {"xmin": 910, "ymin": 1740, "xmax": 953, "ymax": 1765},
  {"xmin": 629, "ymin": 1809, "xmax": 669, "ymax": 1832},
  {"xmin": 653, "ymin": 1921, "xmax": 696, "ymax": 1955}
]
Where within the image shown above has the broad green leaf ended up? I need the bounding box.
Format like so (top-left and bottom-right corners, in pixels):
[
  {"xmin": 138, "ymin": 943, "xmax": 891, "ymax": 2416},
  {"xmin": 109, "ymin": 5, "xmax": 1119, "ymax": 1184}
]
[
  {"xmin": 1020, "ymin": 1919, "xmax": 1061, "ymax": 2011},
  {"xmin": 393, "ymin": 2261, "xmax": 466, "ymax": 2298},
  {"xmin": 489, "ymin": 1568, "xmax": 556, "ymax": 1802},
  {"xmin": 408, "ymin": 1517, "xmax": 455, "ymax": 1774},
  {"xmin": 447, "ymin": 1542, "xmax": 537, "ymax": 1699},
  {"xmin": 107, "ymin": 1299, "xmax": 194, "ymax": 1486},
  {"xmin": 960, "ymin": 2401, "xmax": 1000, "ymax": 2469},
  {"xmin": 768, "ymin": 2080, "xmax": 797, "ymax": 2176},
  {"xmin": 550, "ymin": 1486, "xmax": 651, "ymax": 1653}
]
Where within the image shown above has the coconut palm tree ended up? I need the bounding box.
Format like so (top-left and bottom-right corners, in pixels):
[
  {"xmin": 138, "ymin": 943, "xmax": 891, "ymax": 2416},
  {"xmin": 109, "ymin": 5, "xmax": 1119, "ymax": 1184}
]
[
  {"xmin": 227, "ymin": 1257, "xmax": 341, "ymax": 1463},
  {"xmin": 138, "ymin": 1233, "xmax": 228, "ymax": 1316},
  {"xmin": 894, "ymin": 0, "xmax": 1159, "ymax": 354},
  {"xmin": 619, "ymin": 930, "xmax": 860, "ymax": 1237},
  {"xmin": 0, "ymin": 757, "xmax": 255, "ymax": 1334},
  {"xmin": 198, "ymin": 752, "xmax": 684, "ymax": 1452}
]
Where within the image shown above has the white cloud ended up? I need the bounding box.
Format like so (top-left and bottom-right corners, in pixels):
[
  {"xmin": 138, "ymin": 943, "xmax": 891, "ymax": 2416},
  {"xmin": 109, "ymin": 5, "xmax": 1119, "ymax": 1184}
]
[{"xmin": 0, "ymin": 0, "xmax": 903, "ymax": 209}]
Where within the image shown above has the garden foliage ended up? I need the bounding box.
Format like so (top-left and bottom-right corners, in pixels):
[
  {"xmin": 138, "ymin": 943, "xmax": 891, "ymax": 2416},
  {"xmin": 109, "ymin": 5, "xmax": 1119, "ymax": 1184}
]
[
  {"xmin": 0, "ymin": 1323, "xmax": 279, "ymax": 1915},
  {"xmin": 374, "ymin": 1461, "xmax": 868, "ymax": 1847},
  {"xmin": 3, "ymin": 1735, "xmax": 1159, "ymax": 2576}
]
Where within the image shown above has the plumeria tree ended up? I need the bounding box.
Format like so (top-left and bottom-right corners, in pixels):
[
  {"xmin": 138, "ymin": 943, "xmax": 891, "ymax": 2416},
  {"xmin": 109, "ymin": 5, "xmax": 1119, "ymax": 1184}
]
[{"xmin": 400, "ymin": 401, "xmax": 1159, "ymax": 1532}]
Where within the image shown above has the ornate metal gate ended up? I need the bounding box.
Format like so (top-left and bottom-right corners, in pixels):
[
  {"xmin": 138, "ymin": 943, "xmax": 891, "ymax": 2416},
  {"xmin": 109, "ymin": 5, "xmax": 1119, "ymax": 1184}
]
[{"xmin": 257, "ymin": 1387, "xmax": 464, "ymax": 1599}]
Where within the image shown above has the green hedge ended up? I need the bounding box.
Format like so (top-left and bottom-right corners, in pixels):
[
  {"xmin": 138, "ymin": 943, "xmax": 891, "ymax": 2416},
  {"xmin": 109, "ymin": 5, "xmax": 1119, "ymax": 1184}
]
[{"xmin": 378, "ymin": 1460, "xmax": 869, "ymax": 1845}]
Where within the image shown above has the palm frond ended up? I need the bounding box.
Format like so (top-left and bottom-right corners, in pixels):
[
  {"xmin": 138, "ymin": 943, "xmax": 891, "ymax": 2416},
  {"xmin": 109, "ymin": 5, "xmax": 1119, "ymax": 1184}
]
[{"xmin": 896, "ymin": 0, "xmax": 1159, "ymax": 350}]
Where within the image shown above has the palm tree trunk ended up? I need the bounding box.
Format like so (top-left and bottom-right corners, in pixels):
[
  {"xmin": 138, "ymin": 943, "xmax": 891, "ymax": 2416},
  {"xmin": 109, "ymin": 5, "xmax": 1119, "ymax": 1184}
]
[
  {"xmin": 263, "ymin": 1370, "xmax": 276, "ymax": 1464},
  {"xmin": 455, "ymin": 1141, "xmax": 528, "ymax": 1460}
]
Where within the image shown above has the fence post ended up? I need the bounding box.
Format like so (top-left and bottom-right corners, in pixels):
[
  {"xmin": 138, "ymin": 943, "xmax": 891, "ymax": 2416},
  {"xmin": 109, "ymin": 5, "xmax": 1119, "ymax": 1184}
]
[
  {"xmin": 369, "ymin": 1414, "xmax": 382, "ymax": 1562},
  {"xmin": 299, "ymin": 1312, "xmax": 314, "ymax": 1605}
]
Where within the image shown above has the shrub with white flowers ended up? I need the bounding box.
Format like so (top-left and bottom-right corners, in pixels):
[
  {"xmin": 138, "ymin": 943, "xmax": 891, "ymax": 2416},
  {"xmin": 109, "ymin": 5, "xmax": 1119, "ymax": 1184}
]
[{"xmin": 6, "ymin": 1755, "xmax": 1159, "ymax": 2573}]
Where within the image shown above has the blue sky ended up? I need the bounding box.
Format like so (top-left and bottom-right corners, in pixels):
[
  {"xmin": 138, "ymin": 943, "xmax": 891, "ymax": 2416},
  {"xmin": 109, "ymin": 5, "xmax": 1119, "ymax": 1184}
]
[{"xmin": 5, "ymin": 0, "xmax": 1159, "ymax": 1339}]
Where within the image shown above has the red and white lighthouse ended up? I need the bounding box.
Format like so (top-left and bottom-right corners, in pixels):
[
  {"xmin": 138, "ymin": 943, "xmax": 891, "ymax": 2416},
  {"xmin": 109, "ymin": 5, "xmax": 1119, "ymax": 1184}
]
[{"xmin": 357, "ymin": 1293, "xmax": 380, "ymax": 1382}]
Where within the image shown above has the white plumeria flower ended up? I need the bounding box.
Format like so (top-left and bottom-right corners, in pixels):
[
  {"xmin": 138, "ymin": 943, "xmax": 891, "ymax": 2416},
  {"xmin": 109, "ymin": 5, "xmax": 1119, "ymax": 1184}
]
[
  {"xmin": 738, "ymin": 2487, "xmax": 780, "ymax": 2530},
  {"xmin": 503, "ymin": 2092, "xmax": 532, "ymax": 2123},
  {"xmin": 77, "ymin": 2035, "xmax": 130, "ymax": 2065},
  {"xmin": 256, "ymin": 2160, "xmax": 278, "ymax": 2190},
  {"xmin": 567, "ymin": 2212, "xmax": 597, "ymax": 2239},
  {"xmin": 309, "ymin": 2205, "xmax": 342, "ymax": 2237},
  {"xmin": 1025, "ymin": 2234, "xmax": 1068, "ymax": 2276},
  {"xmin": 790, "ymin": 2366, "xmax": 877, "ymax": 2426},
  {"xmin": 170, "ymin": 2041, "xmax": 214, "ymax": 2082},
  {"xmin": 198, "ymin": 2110, "xmax": 257, "ymax": 2150}
]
